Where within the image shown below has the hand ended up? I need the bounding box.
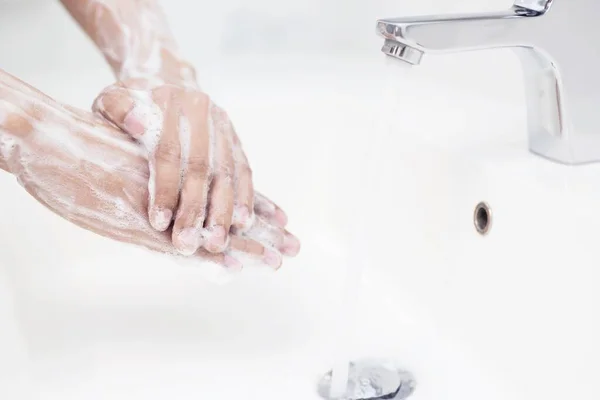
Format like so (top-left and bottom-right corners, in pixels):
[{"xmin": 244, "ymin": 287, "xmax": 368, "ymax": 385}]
[
  {"xmin": 0, "ymin": 72, "xmax": 299, "ymax": 270},
  {"xmin": 93, "ymin": 79, "xmax": 254, "ymax": 257}
]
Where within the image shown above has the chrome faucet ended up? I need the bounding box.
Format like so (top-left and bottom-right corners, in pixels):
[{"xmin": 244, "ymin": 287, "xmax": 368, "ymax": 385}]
[{"xmin": 377, "ymin": 0, "xmax": 600, "ymax": 165}]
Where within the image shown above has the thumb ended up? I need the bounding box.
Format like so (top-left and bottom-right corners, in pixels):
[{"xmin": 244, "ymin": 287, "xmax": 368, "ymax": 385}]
[{"xmin": 93, "ymin": 86, "xmax": 147, "ymax": 139}]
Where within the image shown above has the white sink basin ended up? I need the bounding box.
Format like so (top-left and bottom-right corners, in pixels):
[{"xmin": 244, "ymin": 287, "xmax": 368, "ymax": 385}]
[{"xmin": 1, "ymin": 2, "xmax": 600, "ymax": 400}]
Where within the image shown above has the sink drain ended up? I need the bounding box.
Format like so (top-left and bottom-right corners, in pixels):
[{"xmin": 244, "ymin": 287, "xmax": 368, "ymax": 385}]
[
  {"xmin": 474, "ymin": 202, "xmax": 492, "ymax": 235},
  {"xmin": 317, "ymin": 359, "xmax": 416, "ymax": 400}
]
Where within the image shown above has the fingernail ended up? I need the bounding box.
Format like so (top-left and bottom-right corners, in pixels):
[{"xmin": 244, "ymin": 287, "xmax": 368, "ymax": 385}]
[
  {"xmin": 224, "ymin": 255, "xmax": 243, "ymax": 272},
  {"xmin": 123, "ymin": 106, "xmax": 147, "ymax": 137},
  {"xmin": 263, "ymin": 249, "xmax": 282, "ymax": 270},
  {"xmin": 282, "ymin": 234, "xmax": 301, "ymax": 256},
  {"xmin": 177, "ymin": 227, "xmax": 202, "ymax": 255},
  {"xmin": 151, "ymin": 208, "xmax": 172, "ymax": 231}
]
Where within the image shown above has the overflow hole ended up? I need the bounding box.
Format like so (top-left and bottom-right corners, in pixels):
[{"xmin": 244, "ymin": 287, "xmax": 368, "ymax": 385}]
[{"xmin": 474, "ymin": 202, "xmax": 491, "ymax": 235}]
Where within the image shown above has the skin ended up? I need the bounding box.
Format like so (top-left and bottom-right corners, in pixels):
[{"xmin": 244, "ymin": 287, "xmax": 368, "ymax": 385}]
[
  {"xmin": 0, "ymin": 68, "xmax": 300, "ymax": 270},
  {"xmin": 59, "ymin": 0, "xmax": 258, "ymax": 256}
]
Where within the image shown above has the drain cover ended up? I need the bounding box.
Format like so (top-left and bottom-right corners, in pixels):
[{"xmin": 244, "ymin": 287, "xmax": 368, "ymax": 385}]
[{"xmin": 317, "ymin": 359, "xmax": 416, "ymax": 400}]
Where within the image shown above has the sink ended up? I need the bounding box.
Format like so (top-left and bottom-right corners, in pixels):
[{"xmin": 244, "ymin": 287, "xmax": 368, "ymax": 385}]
[{"xmin": 1, "ymin": 1, "xmax": 600, "ymax": 400}]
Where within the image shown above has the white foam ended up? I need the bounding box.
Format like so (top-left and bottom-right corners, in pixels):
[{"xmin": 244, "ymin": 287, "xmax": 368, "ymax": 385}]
[
  {"xmin": 125, "ymin": 99, "xmax": 163, "ymax": 208},
  {"xmin": 86, "ymin": 0, "xmax": 180, "ymax": 81},
  {"xmin": 207, "ymin": 103, "xmax": 216, "ymax": 172},
  {"xmin": 243, "ymin": 216, "xmax": 280, "ymax": 249},
  {"xmin": 178, "ymin": 114, "xmax": 191, "ymax": 191}
]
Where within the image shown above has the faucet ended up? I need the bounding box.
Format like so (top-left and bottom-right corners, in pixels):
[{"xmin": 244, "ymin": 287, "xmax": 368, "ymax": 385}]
[{"xmin": 376, "ymin": 0, "xmax": 600, "ymax": 165}]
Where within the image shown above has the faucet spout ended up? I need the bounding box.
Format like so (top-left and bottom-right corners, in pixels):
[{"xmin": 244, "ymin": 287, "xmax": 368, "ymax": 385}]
[
  {"xmin": 376, "ymin": 0, "xmax": 600, "ymax": 165},
  {"xmin": 377, "ymin": 7, "xmax": 538, "ymax": 56}
]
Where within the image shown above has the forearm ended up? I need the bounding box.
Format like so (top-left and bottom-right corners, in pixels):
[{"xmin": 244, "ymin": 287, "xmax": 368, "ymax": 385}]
[
  {"xmin": 0, "ymin": 68, "xmax": 57, "ymax": 174},
  {"xmin": 0, "ymin": 67, "xmax": 179, "ymax": 254},
  {"xmin": 59, "ymin": 0, "xmax": 197, "ymax": 86},
  {"xmin": 0, "ymin": 67, "xmax": 144, "ymax": 180}
]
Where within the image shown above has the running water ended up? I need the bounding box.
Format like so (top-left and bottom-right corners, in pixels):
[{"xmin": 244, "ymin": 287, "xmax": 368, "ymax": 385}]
[
  {"xmin": 328, "ymin": 233, "xmax": 368, "ymax": 398},
  {"xmin": 321, "ymin": 235, "xmax": 417, "ymax": 400},
  {"xmin": 325, "ymin": 56, "xmax": 413, "ymax": 399}
]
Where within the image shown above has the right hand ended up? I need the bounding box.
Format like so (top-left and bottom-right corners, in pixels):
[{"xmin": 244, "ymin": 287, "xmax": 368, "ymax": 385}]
[
  {"xmin": 93, "ymin": 79, "xmax": 256, "ymax": 256},
  {"xmin": 0, "ymin": 76, "xmax": 299, "ymax": 269}
]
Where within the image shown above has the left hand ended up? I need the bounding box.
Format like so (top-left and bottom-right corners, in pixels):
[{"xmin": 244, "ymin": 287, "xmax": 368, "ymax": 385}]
[
  {"xmin": 0, "ymin": 68, "xmax": 299, "ymax": 269},
  {"xmin": 93, "ymin": 78, "xmax": 255, "ymax": 256}
]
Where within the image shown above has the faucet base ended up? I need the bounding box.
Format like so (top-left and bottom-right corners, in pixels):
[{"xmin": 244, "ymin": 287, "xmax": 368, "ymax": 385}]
[
  {"xmin": 515, "ymin": 46, "xmax": 600, "ymax": 165},
  {"xmin": 529, "ymin": 134, "xmax": 600, "ymax": 166}
]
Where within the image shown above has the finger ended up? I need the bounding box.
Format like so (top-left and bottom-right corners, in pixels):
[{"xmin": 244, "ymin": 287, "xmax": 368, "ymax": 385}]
[
  {"xmin": 244, "ymin": 216, "xmax": 301, "ymax": 256},
  {"xmin": 230, "ymin": 129, "xmax": 254, "ymax": 231},
  {"xmin": 203, "ymin": 108, "xmax": 235, "ymax": 253},
  {"xmin": 254, "ymin": 192, "xmax": 288, "ymax": 228},
  {"xmin": 149, "ymin": 89, "xmax": 181, "ymax": 233},
  {"xmin": 172, "ymin": 93, "xmax": 211, "ymax": 255},
  {"xmin": 92, "ymin": 86, "xmax": 140, "ymax": 135},
  {"xmin": 93, "ymin": 85, "xmax": 162, "ymax": 141},
  {"xmin": 229, "ymin": 236, "xmax": 282, "ymax": 269}
]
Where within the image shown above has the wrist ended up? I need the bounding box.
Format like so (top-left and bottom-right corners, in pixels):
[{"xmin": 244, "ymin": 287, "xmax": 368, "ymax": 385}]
[
  {"xmin": 116, "ymin": 50, "xmax": 198, "ymax": 89},
  {"xmin": 159, "ymin": 57, "xmax": 198, "ymax": 88}
]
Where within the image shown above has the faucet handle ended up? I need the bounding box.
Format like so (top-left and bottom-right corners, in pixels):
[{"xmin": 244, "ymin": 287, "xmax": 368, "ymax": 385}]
[{"xmin": 513, "ymin": 0, "xmax": 553, "ymax": 13}]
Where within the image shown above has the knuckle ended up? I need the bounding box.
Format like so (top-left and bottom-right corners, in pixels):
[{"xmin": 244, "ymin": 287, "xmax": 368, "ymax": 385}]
[
  {"xmin": 155, "ymin": 141, "xmax": 180, "ymax": 164},
  {"xmin": 155, "ymin": 186, "xmax": 178, "ymax": 203},
  {"xmin": 152, "ymin": 85, "xmax": 179, "ymax": 106},
  {"xmin": 217, "ymin": 165, "xmax": 235, "ymax": 181},
  {"xmin": 177, "ymin": 204, "xmax": 205, "ymax": 224},
  {"xmin": 190, "ymin": 92, "xmax": 211, "ymax": 108},
  {"xmin": 239, "ymin": 165, "xmax": 253, "ymax": 179},
  {"xmin": 186, "ymin": 92, "xmax": 211, "ymax": 118},
  {"xmin": 184, "ymin": 197, "xmax": 206, "ymax": 214},
  {"xmin": 211, "ymin": 106, "xmax": 230, "ymax": 125},
  {"xmin": 186, "ymin": 156, "xmax": 211, "ymax": 176}
]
